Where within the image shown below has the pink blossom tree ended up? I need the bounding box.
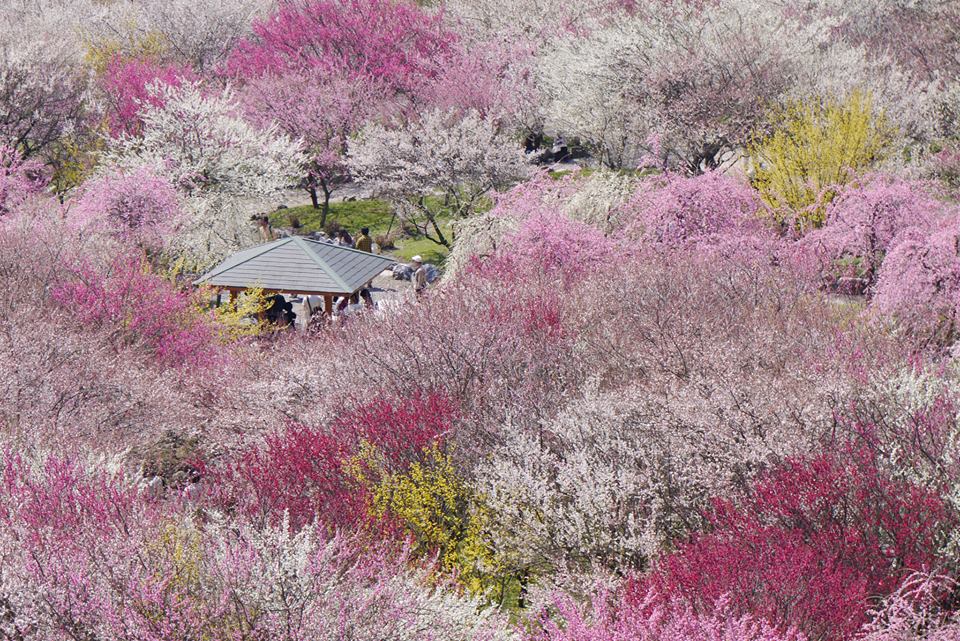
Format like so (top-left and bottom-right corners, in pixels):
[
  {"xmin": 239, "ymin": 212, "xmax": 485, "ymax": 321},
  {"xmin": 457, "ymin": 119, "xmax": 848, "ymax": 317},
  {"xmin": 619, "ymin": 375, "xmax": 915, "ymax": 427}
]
[
  {"xmin": 97, "ymin": 55, "xmax": 196, "ymax": 138},
  {"xmin": 530, "ymin": 588, "xmax": 805, "ymax": 641},
  {"xmin": 237, "ymin": 71, "xmax": 379, "ymax": 224},
  {"xmin": 69, "ymin": 166, "xmax": 182, "ymax": 248},
  {"xmin": 624, "ymin": 170, "xmax": 776, "ymax": 251},
  {"xmin": 227, "ymin": 0, "xmax": 458, "ymax": 218},
  {"xmin": 225, "ymin": 0, "xmax": 455, "ymax": 96},
  {"xmin": 798, "ymin": 174, "xmax": 944, "ymax": 294},
  {"xmin": 0, "ymin": 145, "xmax": 46, "ymax": 215},
  {"xmin": 873, "ymin": 218, "xmax": 960, "ymax": 347}
]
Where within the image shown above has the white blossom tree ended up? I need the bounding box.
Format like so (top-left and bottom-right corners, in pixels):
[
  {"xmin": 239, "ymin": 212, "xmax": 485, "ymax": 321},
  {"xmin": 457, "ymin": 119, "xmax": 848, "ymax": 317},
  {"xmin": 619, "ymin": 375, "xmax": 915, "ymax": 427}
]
[
  {"xmin": 539, "ymin": 2, "xmax": 807, "ymax": 172},
  {"xmin": 0, "ymin": 43, "xmax": 88, "ymax": 159},
  {"xmin": 130, "ymin": 0, "xmax": 273, "ymax": 71},
  {"xmin": 348, "ymin": 109, "xmax": 529, "ymax": 247},
  {"xmin": 538, "ymin": 0, "xmax": 946, "ymax": 172},
  {"xmin": 104, "ymin": 81, "xmax": 304, "ymax": 266}
]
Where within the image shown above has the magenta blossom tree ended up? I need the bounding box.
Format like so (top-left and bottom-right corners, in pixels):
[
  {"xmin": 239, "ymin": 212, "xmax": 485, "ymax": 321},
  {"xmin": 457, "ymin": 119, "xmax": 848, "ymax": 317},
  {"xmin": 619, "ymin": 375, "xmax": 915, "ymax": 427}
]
[
  {"xmin": 641, "ymin": 447, "xmax": 954, "ymax": 641},
  {"xmin": 98, "ymin": 55, "xmax": 196, "ymax": 138},
  {"xmin": 52, "ymin": 253, "xmax": 221, "ymax": 370}
]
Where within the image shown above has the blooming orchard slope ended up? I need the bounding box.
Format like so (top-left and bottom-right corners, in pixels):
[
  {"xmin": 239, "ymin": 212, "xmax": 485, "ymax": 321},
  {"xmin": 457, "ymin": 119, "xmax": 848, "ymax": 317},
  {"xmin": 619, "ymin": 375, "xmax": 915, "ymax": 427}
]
[{"xmin": 1, "ymin": 0, "xmax": 960, "ymax": 640}]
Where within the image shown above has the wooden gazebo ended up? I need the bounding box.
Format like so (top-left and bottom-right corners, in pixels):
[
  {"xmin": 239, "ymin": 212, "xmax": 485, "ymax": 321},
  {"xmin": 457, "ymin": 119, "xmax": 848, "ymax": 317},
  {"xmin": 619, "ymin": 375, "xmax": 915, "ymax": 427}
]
[{"xmin": 193, "ymin": 236, "xmax": 396, "ymax": 316}]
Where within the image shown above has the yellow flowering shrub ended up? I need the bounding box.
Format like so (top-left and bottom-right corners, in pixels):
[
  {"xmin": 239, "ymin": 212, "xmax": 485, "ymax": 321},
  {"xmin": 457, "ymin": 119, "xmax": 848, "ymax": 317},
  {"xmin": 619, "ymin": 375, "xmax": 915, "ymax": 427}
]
[
  {"xmin": 749, "ymin": 90, "xmax": 893, "ymax": 231},
  {"xmin": 144, "ymin": 522, "xmax": 203, "ymax": 594},
  {"xmin": 205, "ymin": 286, "xmax": 273, "ymax": 340},
  {"xmin": 352, "ymin": 442, "xmax": 506, "ymax": 598},
  {"xmin": 84, "ymin": 30, "xmax": 168, "ymax": 73},
  {"xmin": 48, "ymin": 133, "xmax": 104, "ymax": 194}
]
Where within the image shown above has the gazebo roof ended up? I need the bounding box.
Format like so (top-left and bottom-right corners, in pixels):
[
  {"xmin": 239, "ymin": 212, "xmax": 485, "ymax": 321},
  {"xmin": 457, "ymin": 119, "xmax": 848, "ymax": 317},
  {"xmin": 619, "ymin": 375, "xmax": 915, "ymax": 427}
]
[{"xmin": 194, "ymin": 236, "xmax": 396, "ymax": 296}]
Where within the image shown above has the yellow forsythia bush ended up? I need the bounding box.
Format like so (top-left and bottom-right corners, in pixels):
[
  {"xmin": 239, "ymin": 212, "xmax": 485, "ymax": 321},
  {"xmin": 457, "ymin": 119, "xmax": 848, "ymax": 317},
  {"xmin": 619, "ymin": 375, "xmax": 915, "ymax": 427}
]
[
  {"xmin": 144, "ymin": 522, "xmax": 203, "ymax": 594},
  {"xmin": 749, "ymin": 90, "xmax": 893, "ymax": 231},
  {"xmin": 358, "ymin": 442, "xmax": 505, "ymax": 598},
  {"xmin": 206, "ymin": 286, "xmax": 273, "ymax": 340},
  {"xmin": 158, "ymin": 254, "xmax": 270, "ymax": 341},
  {"xmin": 84, "ymin": 31, "xmax": 168, "ymax": 73},
  {"xmin": 48, "ymin": 133, "xmax": 104, "ymax": 194}
]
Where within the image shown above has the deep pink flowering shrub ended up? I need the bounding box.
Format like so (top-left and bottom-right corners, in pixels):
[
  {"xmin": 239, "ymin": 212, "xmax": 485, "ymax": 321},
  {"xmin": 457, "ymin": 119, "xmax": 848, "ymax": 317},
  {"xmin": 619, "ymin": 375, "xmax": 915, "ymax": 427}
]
[
  {"xmin": 798, "ymin": 175, "xmax": 942, "ymax": 293},
  {"xmin": 873, "ymin": 217, "xmax": 960, "ymax": 345},
  {"xmin": 220, "ymin": 420, "xmax": 368, "ymax": 532},
  {"xmin": 624, "ymin": 171, "xmax": 775, "ymax": 251},
  {"xmin": 99, "ymin": 55, "xmax": 195, "ymax": 137},
  {"xmin": 641, "ymin": 448, "xmax": 953, "ymax": 641},
  {"xmin": 69, "ymin": 166, "xmax": 181, "ymax": 246},
  {"xmin": 225, "ymin": 0, "xmax": 455, "ymax": 97},
  {"xmin": 216, "ymin": 393, "xmax": 457, "ymax": 531},
  {"xmin": 0, "ymin": 145, "xmax": 45, "ymax": 214},
  {"xmin": 331, "ymin": 392, "xmax": 458, "ymax": 468},
  {"xmin": 52, "ymin": 253, "xmax": 219, "ymax": 369}
]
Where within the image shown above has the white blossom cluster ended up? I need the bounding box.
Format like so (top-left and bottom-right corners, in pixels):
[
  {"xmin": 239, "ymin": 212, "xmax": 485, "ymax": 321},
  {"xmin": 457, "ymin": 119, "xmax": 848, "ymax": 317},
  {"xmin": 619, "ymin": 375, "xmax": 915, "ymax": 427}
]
[
  {"xmin": 349, "ymin": 108, "xmax": 529, "ymax": 212},
  {"xmin": 104, "ymin": 82, "xmax": 305, "ymax": 265}
]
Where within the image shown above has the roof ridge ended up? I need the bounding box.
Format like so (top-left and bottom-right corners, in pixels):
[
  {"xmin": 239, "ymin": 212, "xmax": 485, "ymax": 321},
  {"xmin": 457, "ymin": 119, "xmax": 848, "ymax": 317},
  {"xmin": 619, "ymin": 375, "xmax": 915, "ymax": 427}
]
[
  {"xmin": 194, "ymin": 237, "xmax": 295, "ymax": 285},
  {"xmin": 301, "ymin": 237, "xmax": 395, "ymax": 259},
  {"xmin": 291, "ymin": 236, "xmax": 352, "ymax": 292}
]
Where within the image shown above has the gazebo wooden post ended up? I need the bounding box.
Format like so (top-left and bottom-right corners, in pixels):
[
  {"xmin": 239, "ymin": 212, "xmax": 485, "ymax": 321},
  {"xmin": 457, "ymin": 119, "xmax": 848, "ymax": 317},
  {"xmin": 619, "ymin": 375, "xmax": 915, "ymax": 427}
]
[{"xmin": 323, "ymin": 294, "xmax": 333, "ymax": 318}]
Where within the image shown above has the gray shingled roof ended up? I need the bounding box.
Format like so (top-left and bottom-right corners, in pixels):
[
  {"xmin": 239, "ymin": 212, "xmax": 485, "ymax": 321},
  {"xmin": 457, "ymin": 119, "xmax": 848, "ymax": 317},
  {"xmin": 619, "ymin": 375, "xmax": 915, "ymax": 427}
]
[{"xmin": 193, "ymin": 237, "xmax": 397, "ymax": 295}]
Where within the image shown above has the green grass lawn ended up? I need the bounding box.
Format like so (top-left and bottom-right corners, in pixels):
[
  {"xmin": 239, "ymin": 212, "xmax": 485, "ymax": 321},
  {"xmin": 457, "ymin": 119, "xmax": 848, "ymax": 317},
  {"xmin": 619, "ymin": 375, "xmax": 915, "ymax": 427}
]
[
  {"xmin": 268, "ymin": 199, "xmax": 393, "ymax": 236},
  {"xmin": 268, "ymin": 198, "xmax": 451, "ymax": 265},
  {"xmin": 393, "ymin": 233, "xmax": 449, "ymax": 264}
]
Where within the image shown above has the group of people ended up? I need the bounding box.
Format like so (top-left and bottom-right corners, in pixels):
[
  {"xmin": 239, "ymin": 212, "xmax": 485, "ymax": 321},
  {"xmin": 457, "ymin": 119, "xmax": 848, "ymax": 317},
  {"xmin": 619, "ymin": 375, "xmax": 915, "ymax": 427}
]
[
  {"xmin": 265, "ymin": 294, "xmax": 297, "ymax": 328},
  {"xmin": 329, "ymin": 226, "xmax": 373, "ymax": 253},
  {"xmin": 341, "ymin": 227, "xmax": 427, "ymax": 297}
]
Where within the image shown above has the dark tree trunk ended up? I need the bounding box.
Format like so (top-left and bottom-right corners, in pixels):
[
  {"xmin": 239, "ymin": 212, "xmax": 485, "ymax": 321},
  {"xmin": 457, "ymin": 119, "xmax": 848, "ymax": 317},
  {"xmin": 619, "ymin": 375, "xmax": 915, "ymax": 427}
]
[{"xmin": 320, "ymin": 180, "xmax": 333, "ymax": 228}]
